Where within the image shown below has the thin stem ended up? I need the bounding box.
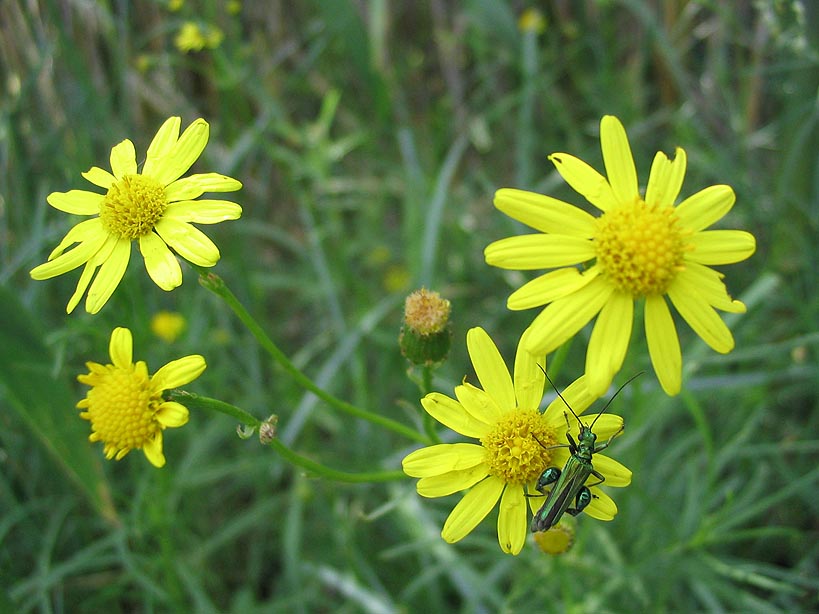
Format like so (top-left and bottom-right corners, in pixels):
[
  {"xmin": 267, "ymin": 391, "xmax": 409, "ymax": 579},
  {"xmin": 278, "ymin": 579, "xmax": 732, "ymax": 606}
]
[
  {"xmin": 196, "ymin": 269, "xmax": 429, "ymax": 444},
  {"xmin": 170, "ymin": 391, "xmax": 408, "ymax": 483}
]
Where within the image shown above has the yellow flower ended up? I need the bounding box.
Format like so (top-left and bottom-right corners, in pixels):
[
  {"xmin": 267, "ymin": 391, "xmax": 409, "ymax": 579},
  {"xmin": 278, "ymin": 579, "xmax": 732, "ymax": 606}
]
[
  {"xmin": 77, "ymin": 327, "xmax": 205, "ymax": 467},
  {"xmin": 150, "ymin": 310, "xmax": 187, "ymax": 343},
  {"xmin": 30, "ymin": 117, "xmax": 242, "ymax": 314},
  {"xmin": 402, "ymin": 327, "xmax": 631, "ymax": 555},
  {"xmin": 174, "ymin": 22, "xmax": 224, "ymax": 53},
  {"xmin": 485, "ymin": 115, "xmax": 756, "ymax": 396}
]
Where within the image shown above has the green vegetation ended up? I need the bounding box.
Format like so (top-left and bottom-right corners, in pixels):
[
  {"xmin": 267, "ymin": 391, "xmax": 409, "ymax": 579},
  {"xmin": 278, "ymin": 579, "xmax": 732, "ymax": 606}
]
[{"xmin": 1, "ymin": 1, "xmax": 817, "ymax": 611}]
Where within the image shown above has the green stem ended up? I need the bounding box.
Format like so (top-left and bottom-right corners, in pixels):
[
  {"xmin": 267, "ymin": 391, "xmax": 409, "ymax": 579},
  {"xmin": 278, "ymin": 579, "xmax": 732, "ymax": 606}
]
[
  {"xmin": 196, "ymin": 269, "xmax": 429, "ymax": 445},
  {"xmin": 170, "ymin": 391, "xmax": 407, "ymax": 483}
]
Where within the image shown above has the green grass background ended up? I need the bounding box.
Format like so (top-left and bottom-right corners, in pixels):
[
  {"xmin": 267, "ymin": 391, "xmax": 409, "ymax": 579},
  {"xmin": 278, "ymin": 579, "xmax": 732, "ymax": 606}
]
[{"xmin": 1, "ymin": 1, "xmax": 818, "ymax": 612}]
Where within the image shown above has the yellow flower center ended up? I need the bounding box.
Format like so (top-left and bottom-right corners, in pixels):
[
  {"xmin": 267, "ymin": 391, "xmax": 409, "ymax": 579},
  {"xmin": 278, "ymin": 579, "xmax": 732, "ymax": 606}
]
[
  {"xmin": 480, "ymin": 408, "xmax": 557, "ymax": 485},
  {"xmin": 78, "ymin": 361, "xmax": 161, "ymax": 459},
  {"xmin": 99, "ymin": 174, "xmax": 168, "ymax": 239},
  {"xmin": 594, "ymin": 198, "xmax": 688, "ymax": 296}
]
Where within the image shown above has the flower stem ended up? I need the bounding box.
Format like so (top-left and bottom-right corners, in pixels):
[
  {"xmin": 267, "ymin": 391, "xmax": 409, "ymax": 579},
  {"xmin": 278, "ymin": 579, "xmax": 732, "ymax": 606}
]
[
  {"xmin": 169, "ymin": 391, "xmax": 406, "ymax": 483},
  {"xmin": 196, "ymin": 269, "xmax": 429, "ymax": 444}
]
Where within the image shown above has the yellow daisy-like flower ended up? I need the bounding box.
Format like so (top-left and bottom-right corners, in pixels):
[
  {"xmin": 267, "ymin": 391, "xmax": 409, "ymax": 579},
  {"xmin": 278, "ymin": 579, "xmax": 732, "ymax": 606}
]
[
  {"xmin": 30, "ymin": 117, "xmax": 242, "ymax": 314},
  {"xmin": 77, "ymin": 327, "xmax": 206, "ymax": 468},
  {"xmin": 402, "ymin": 327, "xmax": 631, "ymax": 555},
  {"xmin": 485, "ymin": 115, "xmax": 756, "ymax": 396}
]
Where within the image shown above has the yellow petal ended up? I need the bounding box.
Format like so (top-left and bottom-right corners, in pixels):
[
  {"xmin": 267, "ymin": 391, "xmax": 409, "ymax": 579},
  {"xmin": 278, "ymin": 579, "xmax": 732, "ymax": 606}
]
[
  {"xmin": 485, "ymin": 234, "xmax": 595, "ymax": 270},
  {"xmin": 155, "ymin": 401, "xmax": 190, "ymax": 428},
  {"xmin": 151, "ymin": 118, "xmax": 209, "ymax": 186},
  {"xmin": 645, "ymin": 294, "xmax": 682, "ymax": 395},
  {"xmin": 676, "ymin": 263, "xmax": 746, "ymax": 313},
  {"xmin": 592, "ymin": 454, "xmax": 632, "ymax": 487},
  {"xmin": 542, "ymin": 374, "xmax": 598, "ymax": 421},
  {"xmin": 494, "ymin": 188, "xmax": 596, "ymax": 237},
  {"xmin": 513, "ymin": 329, "xmax": 546, "ymax": 411},
  {"xmin": 645, "ymin": 147, "xmax": 687, "ymax": 207},
  {"xmin": 139, "ymin": 232, "xmax": 182, "ymax": 290},
  {"xmin": 143, "ymin": 117, "xmax": 182, "ymax": 177},
  {"xmin": 417, "ymin": 464, "xmax": 490, "ymax": 497},
  {"xmin": 667, "ymin": 279, "xmax": 734, "ymax": 353},
  {"xmin": 164, "ymin": 172, "xmax": 243, "ymax": 200},
  {"xmin": 85, "ymin": 239, "xmax": 131, "ymax": 314},
  {"xmin": 584, "ymin": 487, "xmax": 616, "ymax": 520},
  {"xmin": 152, "ymin": 354, "xmax": 206, "ymax": 389},
  {"xmin": 46, "ymin": 190, "xmax": 103, "ymax": 215},
  {"xmin": 30, "ymin": 222, "xmax": 107, "ymax": 279},
  {"xmin": 687, "ymin": 230, "xmax": 756, "ymax": 265},
  {"xmin": 675, "ymin": 185, "xmax": 735, "ymax": 232},
  {"xmin": 81, "ymin": 166, "xmax": 116, "ymax": 189},
  {"xmin": 66, "ymin": 260, "xmax": 98, "ymax": 314},
  {"xmin": 142, "ymin": 431, "xmax": 166, "ymax": 468},
  {"xmin": 109, "ymin": 327, "xmax": 133, "ymax": 368},
  {"xmin": 441, "ymin": 476, "xmax": 504, "ymax": 544},
  {"xmin": 109, "ymin": 139, "xmax": 137, "ymax": 178},
  {"xmin": 600, "ymin": 115, "xmax": 639, "ymax": 204},
  {"xmin": 497, "ymin": 485, "xmax": 527, "ymax": 555},
  {"xmin": 524, "ymin": 276, "xmax": 613, "ymax": 355},
  {"xmin": 585, "ymin": 291, "xmax": 633, "ymax": 397},
  {"xmin": 421, "ymin": 393, "xmax": 492, "ymax": 438},
  {"xmin": 163, "ymin": 200, "xmax": 243, "ymax": 224},
  {"xmin": 507, "ymin": 267, "xmax": 598, "ymax": 310},
  {"xmin": 154, "ymin": 218, "xmax": 220, "ymax": 267},
  {"xmin": 549, "ymin": 152, "xmax": 617, "ymax": 211},
  {"xmin": 455, "ymin": 383, "xmax": 504, "ymax": 424},
  {"xmin": 402, "ymin": 443, "xmax": 487, "ymax": 477},
  {"xmin": 466, "ymin": 327, "xmax": 515, "ymax": 412}
]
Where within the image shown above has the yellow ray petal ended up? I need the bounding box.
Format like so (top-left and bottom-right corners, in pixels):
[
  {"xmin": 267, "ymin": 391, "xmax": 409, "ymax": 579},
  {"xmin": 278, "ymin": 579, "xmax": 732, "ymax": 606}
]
[
  {"xmin": 417, "ymin": 464, "xmax": 490, "ymax": 497},
  {"xmin": 151, "ymin": 355, "xmax": 207, "ymax": 389},
  {"xmin": 402, "ymin": 443, "xmax": 487, "ymax": 477},
  {"xmin": 585, "ymin": 290, "xmax": 633, "ymax": 397},
  {"xmin": 155, "ymin": 218, "xmax": 220, "ymax": 267},
  {"xmin": 584, "ymin": 487, "xmax": 616, "ymax": 520},
  {"xmin": 81, "ymin": 166, "xmax": 116, "ymax": 189},
  {"xmin": 109, "ymin": 327, "xmax": 133, "ymax": 368},
  {"xmin": 494, "ymin": 188, "xmax": 596, "ymax": 237},
  {"xmin": 687, "ymin": 230, "xmax": 756, "ymax": 265},
  {"xmin": 645, "ymin": 147, "xmax": 687, "ymax": 207},
  {"xmin": 164, "ymin": 172, "xmax": 243, "ymax": 201},
  {"xmin": 525, "ymin": 276, "xmax": 613, "ymax": 355},
  {"xmin": 484, "ymin": 234, "xmax": 595, "ymax": 270},
  {"xmin": 592, "ymin": 454, "xmax": 632, "ymax": 487},
  {"xmin": 421, "ymin": 393, "xmax": 492, "ymax": 438},
  {"xmin": 497, "ymin": 485, "xmax": 527, "ymax": 555},
  {"xmin": 645, "ymin": 294, "xmax": 682, "ymax": 395},
  {"xmin": 441, "ymin": 476, "xmax": 504, "ymax": 544},
  {"xmin": 542, "ymin": 374, "xmax": 598, "ymax": 421},
  {"xmin": 600, "ymin": 115, "xmax": 639, "ymax": 204},
  {"xmin": 513, "ymin": 329, "xmax": 546, "ymax": 411},
  {"xmin": 668, "ymin": 280, "xmax": 734, "ymax": 353},
  {"xmin": 85, "ymin": 239, "xmax": 131, "ymax": 314},
  {"xmin": 155, "ymin": 401, "xmax": 190, "ymax": 428},
  {"xmin": 455, "ymin": 383, "xmax": 504, "ymax": 424},
  {"xmin": 675, "ymin": 185, "xmax": 735, "ymax": 232},
  {"xmin": 151, "ymin": 119, "xmax": 209, "ymax": 186},
  {"xmin": 139, "ymin": 232, "xmax": 183, "ymax": 290},
  {"xmin": 46, "ymin": 190, "xmax": 104, "ymax": 215},
  {"xmin": 142, "ymin": 431, "xmax": 166, "ymax": 468},
  {"xmin": 549, "ymin": 152, "xmax": 617, "ymax": 211},
  {"xmin": 507, "ymin": 267, "xmax": 598, "ymax": 310},
  {"xmin": 676, "ymin": 264, "xmax": 746, "ymax": 313},
  {"xmin": 110, "ymin": 139, "xmax": 137, "ymax": 178},
  {"xmin": 466, "ymin": 327, "xmax": 515, "ymax": 412},
  {"xmin": 163, "ymin": 200, "xmax": 243, "ymax": 224},
  {"xmin": 143, "ymin": 116, "xmax": 182, "ymax": 177}
]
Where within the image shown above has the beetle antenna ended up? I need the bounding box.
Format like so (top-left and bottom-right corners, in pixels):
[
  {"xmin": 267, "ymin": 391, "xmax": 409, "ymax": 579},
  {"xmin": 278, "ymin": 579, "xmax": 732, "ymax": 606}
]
[
  {"xmin": 589, "ymin": 371, "xmax": 645, "ymax": 428},
  {"xmin": 538, "ymin": 365, "xmax": 582, "ymax": 426}
]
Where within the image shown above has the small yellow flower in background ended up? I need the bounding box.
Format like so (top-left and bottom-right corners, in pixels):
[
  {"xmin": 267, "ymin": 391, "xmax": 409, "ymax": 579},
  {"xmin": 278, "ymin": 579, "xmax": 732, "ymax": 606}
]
[
  {"xmin": 77, "ymin": 327, "xmax": 205, "ymax": 468},
  {"xmin": 402, "ymin": 327, "xmax": 631, "ymax": 555},
  {"xmin": 167, "ymin": 0, "xmax": 184, "ymax": 11},
  {"xmin": 485, "ymin": 115, "xmax": 756, "ymax": 396},
  {"xmin": 518, "ymin": 8, "xmax": 546, "ymax": 34},
  {"xmin": 30, "ymin": 117, "xmax": 242, "ymax": 314},
  {"xmin": 226, "ymin": 0, "xmax": 242, "ymax": 16},
  {"xmin": 174, "ymin": 22, "xmax": 224, "ymax": 53},
  {"xmin": 150, "ymin": 310, "xmax": 187, "ymax": 343},
  {"xmin": 533, "ymin": 517, "xmax": 576, "ymax": 555}
]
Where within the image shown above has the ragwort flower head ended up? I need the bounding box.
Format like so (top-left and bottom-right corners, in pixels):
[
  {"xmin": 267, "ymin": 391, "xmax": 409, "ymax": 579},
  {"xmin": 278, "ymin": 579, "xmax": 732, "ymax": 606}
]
[
  {"xmin": 402, "ymin": 327, "xmax": 631, "ymax": 555},
  {"xmin": 30, "ymin": 117, "xmax": 242, "ymax": 314},
  {"xmin": 485, "ymin": 115, "xmax": 756, "ymax": 396},
  {"xmin": 77, "ymin": 327, "xmax": 205, "ymax": 467}
]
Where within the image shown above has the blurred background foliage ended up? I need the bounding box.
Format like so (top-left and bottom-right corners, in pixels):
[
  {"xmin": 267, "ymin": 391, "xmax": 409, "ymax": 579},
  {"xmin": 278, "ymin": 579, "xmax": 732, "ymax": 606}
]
[{"xmin": 1, "ymin": 0, "xmax": 818, "ymax": 612}]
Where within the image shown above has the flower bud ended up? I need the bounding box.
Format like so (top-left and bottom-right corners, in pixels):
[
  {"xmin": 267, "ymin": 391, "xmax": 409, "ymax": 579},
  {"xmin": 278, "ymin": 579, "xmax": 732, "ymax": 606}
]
[
  {"xmin": 532, "ymin": 517, "xmax": 576, "ymax": 555},
  {"xmin": 399, "ymin": 288, "xmax": 452, "ymax": 365}
]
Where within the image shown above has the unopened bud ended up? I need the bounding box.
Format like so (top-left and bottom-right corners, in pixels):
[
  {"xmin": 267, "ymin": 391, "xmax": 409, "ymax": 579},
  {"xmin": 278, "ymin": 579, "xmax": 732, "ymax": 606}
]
[{"xmin": 400, "ymin": 288, "xmax": 452, "ymax": 365}]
